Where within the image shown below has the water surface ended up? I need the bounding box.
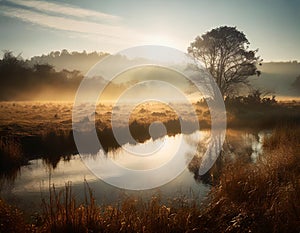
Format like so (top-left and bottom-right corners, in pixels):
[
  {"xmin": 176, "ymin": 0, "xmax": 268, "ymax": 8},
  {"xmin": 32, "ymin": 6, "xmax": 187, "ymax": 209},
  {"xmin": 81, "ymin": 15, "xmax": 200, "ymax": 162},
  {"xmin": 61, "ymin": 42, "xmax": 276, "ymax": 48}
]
[{"xmin": 0, "ymin": 129, "xmax": 270, "ymax": 214}]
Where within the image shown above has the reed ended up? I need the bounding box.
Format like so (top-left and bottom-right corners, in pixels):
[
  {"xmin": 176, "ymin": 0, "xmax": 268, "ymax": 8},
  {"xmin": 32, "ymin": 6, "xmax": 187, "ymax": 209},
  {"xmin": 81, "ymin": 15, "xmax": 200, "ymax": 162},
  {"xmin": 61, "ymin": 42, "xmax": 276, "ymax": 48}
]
[{"xmin": 36, "ymin": 181, "xmax": 202, "ymax": 233}]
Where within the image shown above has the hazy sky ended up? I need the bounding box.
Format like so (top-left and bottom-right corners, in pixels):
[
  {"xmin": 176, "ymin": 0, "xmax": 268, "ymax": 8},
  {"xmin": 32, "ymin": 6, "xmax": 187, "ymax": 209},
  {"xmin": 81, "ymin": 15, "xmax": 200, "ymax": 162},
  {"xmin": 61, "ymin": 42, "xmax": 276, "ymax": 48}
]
[{"xmin": 0, "ymin": 0, "xmax": 299, "ymax": 61}]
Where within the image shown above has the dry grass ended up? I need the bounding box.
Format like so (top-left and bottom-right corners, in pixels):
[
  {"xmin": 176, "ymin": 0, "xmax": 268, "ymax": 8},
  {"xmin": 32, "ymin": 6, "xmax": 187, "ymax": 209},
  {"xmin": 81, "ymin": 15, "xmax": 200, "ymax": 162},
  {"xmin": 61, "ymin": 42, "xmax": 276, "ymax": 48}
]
[
  {"xmin": 263, "ymin": 121, "xmax": 300, "ymax": 150},
  {"xmin": 0, "ymin": 102, "xmax": 209, "ymax": 136},
  {"xmin": 0, "ymin": 181, "xmax": 204, "ymax": 233},
  {"xmin": 35, "ymin": 181, "xmax": 202, "ymax": 233},
  {"xmin": 0, "ymin": 137, "xmax": 24, "ymax": 181},
  {"xmin": 0, "ymin": 198, "xmax": 34, "ymax": 233},
  {"xmin": 196, "ymin": 123, "xmax": 300, "ymax": 232},
  {"xmin": 0, "ymin": 136, "xmax": 22, "ymax": 163}
]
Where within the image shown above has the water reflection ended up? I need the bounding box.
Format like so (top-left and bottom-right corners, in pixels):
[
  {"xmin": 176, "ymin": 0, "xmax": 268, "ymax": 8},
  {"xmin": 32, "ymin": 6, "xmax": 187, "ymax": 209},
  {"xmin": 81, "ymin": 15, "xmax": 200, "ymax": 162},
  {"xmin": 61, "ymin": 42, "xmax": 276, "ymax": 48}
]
[
  {"xmin": 81, "ymin": 131, "xmax": 206, "ymax": 190},
  {"xmin": 0, "ymin": 129, "xmax": 270, "ymax": 213},
  {"xmin": 248, "ymin": 132, "xmax": 271, "ymax": 162},
  {"xmin": 188, "ymin": 129, "xmax": 271, "ymax": 184},
  {"xmin": 223, "ymin": 130, "xmax": 271, "ymax": 162}
]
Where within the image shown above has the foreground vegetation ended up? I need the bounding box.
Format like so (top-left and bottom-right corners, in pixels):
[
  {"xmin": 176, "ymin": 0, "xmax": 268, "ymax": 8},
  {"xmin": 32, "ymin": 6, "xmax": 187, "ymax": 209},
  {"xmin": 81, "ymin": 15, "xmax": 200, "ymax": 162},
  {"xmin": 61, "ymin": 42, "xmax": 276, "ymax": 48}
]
[
  {"xmin": 0, "ymin": 122, "xmax": 299, "ymax": 232},
  {"xmin": 198, "ymin": 122, "xmax": 300, "ymax": 232}
]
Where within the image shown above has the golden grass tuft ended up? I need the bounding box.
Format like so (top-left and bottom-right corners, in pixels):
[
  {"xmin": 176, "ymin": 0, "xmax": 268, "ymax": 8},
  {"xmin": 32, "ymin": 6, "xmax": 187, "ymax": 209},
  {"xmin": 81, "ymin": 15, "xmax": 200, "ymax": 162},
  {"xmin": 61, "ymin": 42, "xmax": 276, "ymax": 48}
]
[
  {"xmin": 36, "ymin": 181, "xmax": 202, "ymax": 233},
  {"xmin": 0, "ymin": 198, "xmax": 34, "ymax": 233},
  {"xmin": 0, "ymin": 136, "xmax": 24, "ymax": 181}
]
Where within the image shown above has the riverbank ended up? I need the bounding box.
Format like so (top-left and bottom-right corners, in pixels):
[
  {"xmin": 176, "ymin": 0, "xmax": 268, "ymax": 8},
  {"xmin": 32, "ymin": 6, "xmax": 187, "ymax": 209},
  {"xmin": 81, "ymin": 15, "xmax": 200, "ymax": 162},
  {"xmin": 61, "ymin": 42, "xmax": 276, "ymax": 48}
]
[
  {"xmin": 1, "ymin": 101, "xmax": 299, "ymax": 172},
  {"xmin": 1, "ymin": 122, "xmax": 299, "ymax": 232}
]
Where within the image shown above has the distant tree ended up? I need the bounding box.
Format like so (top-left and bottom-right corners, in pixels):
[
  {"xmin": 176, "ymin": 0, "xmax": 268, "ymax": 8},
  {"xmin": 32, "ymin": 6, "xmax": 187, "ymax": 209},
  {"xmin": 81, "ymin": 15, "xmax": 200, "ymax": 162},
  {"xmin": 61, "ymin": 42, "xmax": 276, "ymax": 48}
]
[
  {"xmin": 0, "ymin": 50, "xmax": 24, "ymax": 67},
  {"xmin": 0, "ymin": 51, "xmax": 86, "ymax": 100},
  {"xmin": 225, "ymin": 88, "xmax": 277, "ymax": 106},
  {"xmin": 61, "ymin": 49, "xmax": 69, "ymax": 56},
  {"xmin": 54, "ymin": 51, "xmax": 61, "ymax": 57},
  {"xmin": 292, "ymin": 75, "xmax": 300, "ymax": 91},
  {"xmin": 27, "ymin": 50, "xmax": 109, "ymax": 73},
  {"xmin": 33, "ymin": 63, "xmax": 54, "ymax": 73},
  {"xmin": 188, "ymin": 26, "xmax": 262, "ymax": 97}
]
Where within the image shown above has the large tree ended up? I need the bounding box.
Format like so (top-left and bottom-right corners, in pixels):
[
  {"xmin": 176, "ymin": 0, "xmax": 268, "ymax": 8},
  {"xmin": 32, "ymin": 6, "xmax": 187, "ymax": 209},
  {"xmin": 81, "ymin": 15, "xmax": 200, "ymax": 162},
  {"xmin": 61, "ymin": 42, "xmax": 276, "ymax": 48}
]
[{"xmin": 188, "ymin": 26, "xmax": 261, "ymax": 97}]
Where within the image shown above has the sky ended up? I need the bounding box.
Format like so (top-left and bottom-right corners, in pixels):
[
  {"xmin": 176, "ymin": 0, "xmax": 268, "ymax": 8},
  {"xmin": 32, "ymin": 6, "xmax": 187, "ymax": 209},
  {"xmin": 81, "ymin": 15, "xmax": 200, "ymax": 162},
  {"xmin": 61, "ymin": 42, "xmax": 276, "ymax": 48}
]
[{"xmin": 0, "ymin": 0, "xmax": 299, "ymax": 61}]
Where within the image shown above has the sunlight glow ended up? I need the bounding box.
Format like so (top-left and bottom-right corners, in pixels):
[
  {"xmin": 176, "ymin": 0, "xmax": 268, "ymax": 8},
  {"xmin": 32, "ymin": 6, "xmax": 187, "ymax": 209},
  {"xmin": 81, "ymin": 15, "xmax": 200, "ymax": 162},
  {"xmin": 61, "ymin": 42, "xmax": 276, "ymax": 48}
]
[{"xmin": 142, "ymin": 33, "xmax": 179, "ymax": 48}]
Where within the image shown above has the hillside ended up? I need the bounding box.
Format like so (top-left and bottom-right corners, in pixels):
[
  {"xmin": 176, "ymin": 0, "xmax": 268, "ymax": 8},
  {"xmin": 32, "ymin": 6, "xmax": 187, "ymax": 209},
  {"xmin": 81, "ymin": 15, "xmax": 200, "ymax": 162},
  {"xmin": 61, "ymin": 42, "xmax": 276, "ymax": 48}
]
[
  {"xmin": 27, "ymin": 50, "xmax": 109, "ymax": 75},
  {"xmin": 19, "ymin": 51, "xmax": 300, "ymax": 100},
  {"xmin": 249, "ymin": 62, "xmax": 300, "ymax": 99}
]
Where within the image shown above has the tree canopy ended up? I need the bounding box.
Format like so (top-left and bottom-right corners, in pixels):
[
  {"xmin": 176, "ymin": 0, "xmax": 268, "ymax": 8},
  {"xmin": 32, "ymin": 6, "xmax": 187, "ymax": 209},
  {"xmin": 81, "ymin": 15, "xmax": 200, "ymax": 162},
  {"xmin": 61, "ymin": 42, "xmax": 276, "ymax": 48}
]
[{"xmin": 188, "ymin": 26, "xmax": 261, "ymax": 97}]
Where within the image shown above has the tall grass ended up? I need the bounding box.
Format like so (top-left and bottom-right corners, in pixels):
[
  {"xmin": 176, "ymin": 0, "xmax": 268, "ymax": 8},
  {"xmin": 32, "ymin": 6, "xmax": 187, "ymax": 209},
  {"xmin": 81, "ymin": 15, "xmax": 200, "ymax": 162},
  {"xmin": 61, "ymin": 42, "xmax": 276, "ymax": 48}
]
[
  {"xmin": 40, "ymin": 181, "xmax": 99, "ymax": 233},
  {"xmin": 0, "ymin": 198, "xmax": 34, "ymax": 233},
  {"xmin": 196, "ymin": 122, "xmax": 300, "ymax": 232},
  {"xmin": 263, "ymin": 121, "xmax": 300, "ymax": 150},
  {"xmin": 0, "ymin": 136, "xmax": 23, "ymax": 181},
  {"xmin": 36, "ymin": 181, "xmax": 201, "ymax": 233},
  {"xmin": 0, "ymin": 136, "xmax": 23, "ymax": 165}
]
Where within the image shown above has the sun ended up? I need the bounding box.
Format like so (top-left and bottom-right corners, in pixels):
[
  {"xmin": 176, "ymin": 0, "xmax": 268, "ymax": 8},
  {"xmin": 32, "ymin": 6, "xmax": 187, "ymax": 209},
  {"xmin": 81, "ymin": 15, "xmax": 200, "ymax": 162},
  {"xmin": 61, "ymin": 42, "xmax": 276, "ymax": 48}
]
[{"xmin": 142, "ymin": 33, "xmax": 177, "ymax": 47}]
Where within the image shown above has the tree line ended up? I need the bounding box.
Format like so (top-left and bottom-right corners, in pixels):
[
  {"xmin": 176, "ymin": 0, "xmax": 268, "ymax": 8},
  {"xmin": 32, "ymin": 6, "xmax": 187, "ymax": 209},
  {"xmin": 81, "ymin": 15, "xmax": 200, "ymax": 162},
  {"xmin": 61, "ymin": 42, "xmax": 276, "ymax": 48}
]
[{"xmin": 0, "ymin": 51, "xmax": 83, "ymax": 100}]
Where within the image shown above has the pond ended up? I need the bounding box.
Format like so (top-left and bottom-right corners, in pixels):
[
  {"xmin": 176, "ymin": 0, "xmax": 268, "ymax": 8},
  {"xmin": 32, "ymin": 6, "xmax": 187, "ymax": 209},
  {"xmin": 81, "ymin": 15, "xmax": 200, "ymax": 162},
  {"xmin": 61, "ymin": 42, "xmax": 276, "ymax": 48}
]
[{"xmin": 0, "ymin": 129, "xmax": 270, "ymax": 215}]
